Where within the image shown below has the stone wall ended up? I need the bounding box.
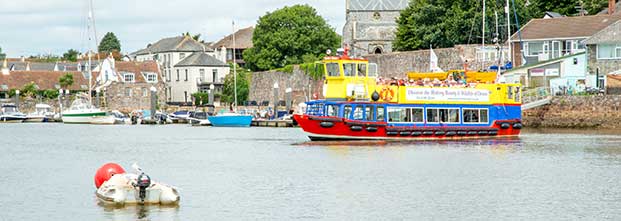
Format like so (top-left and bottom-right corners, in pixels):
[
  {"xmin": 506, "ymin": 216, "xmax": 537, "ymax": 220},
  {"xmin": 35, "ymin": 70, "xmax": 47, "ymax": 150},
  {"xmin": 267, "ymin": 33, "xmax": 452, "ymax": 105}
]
[
  {"xmin": 587, "ymin": 46, "xmax": 621, "ymax": 76},
  {"xmin": 364, "ymin": 45, "xmax": 501, "ymax": 79},
  {"xmin": 102, "ymin": 82, "xmax": 166, "ymax": 113},
  {"xmin": 249, "ymin": 66, "xmax": 323, "ymax": 108},
  {"xmin": 523, "ymin": 95, "xmax": 621, "ymax": 129}
]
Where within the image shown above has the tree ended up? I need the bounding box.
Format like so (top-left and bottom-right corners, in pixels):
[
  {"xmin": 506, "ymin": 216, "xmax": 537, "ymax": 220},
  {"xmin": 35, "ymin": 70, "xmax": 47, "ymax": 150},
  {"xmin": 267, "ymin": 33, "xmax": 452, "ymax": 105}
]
[
  {"xmin": 394, "ymin": 0, "xmax": 536, "ymax": 51},
  {"xmin": 62, "ymin": 49, "xmax": 79, "ymax": 62},
  {"xmin": 59, "ymin": 73, "xmax": 74, "ymax": 89},
  {"xmin": 183, "ymin": 32, "xmax": 204, "ymax": 43},
  {"xmin": 42, "ymin": 89, "xmax": 60, "ymax": 99},
  {"xmin": 243, "ymin": 4, "xmax": 341, "ymax": 71},
  {"xmin": 98, "ymin": 32, "xmax": 121, "ymax": 53},
  {"xmin": 191, "ymin": 92, "xmax": 210, "ymax": 106},
  {"xmin": 20, "ymin": 82, "xmax": 38, "ymax": 98},
  {"xmin": 220, "ymin": 63, "xmax": 250, "ymax": 105},
  {"xmin": 0, "ymin": 47, "xmax": 5, "ymax": 60}
]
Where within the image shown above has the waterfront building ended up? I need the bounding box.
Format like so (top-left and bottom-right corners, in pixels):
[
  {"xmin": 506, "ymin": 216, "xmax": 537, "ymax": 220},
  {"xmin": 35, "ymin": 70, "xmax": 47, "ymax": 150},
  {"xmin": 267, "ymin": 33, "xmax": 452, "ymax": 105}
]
[
  {"xmin": 585, "ymin": 20, "xmax": 621, "ymax": 94},
  {"xmin": 506, "ymin": 14, "xmax": 621, "ymax": 91},
  {"xmin": 130, "ymin": 35, "xmax": 229, "ymax": 104},
  {"xmin": 212, "ymin": 26, "xmax": 254, "ymax": 67},
  {"xmin": 342, "ymin": 0, "xmax": 408, "ymax": 56}
]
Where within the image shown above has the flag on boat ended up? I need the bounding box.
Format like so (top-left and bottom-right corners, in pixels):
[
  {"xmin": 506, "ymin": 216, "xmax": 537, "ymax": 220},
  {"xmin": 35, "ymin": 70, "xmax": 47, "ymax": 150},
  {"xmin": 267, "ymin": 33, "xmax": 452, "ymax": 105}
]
[{"xmin": 430, "ymin": 46, "xmax": 444, "ymax": 73}]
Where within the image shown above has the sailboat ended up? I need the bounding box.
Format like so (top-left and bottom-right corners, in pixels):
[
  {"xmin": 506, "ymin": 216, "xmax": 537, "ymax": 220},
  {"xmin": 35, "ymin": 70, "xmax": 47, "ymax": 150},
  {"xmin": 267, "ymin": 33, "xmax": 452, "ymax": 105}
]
[
  {"xmin": 207, "ymin": 21, "xmax": 253, "ymax": 127},
  {"xmin": 62, "ymin": 0, "xmax": 114, "ymax": 125}
]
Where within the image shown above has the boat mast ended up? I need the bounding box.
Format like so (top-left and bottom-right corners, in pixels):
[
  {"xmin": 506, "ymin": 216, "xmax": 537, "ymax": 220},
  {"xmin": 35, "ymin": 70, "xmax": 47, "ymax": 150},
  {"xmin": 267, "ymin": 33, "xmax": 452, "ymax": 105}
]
[
  {"xmin": 232, "ymin": 21, "xmax": 238, "ymax": 112},
  {"xmin": 87, "ymin": 0, "xmax": 94, "ymax": 103},
  {"xmin": 482, "ymin": 0, "xmax": 486, "ymax": 70},
  {"xmin": 506, "ymin": 0, "xmax": 512, "ymax": 63}
]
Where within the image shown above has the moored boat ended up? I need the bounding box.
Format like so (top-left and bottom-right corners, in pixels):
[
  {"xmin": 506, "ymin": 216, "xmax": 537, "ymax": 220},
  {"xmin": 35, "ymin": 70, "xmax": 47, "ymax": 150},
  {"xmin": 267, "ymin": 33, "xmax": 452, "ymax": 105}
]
[
  {"xmin": 0, "ymin": 103, "xmax": 26, "ymax": 123},
  {"xmin": 188, "ymin": 111, "xmax": 211, "ymax": 126},
  {"xmin": 62, "ymin": 97, "xmax": 114, "ymax": 125},
  {"xmin": 207, "ymin": 112, "xmax": 252, "ymax": 127},
  {"xmin": 25, "ymin": 104, "xmax": 55, "ymax": 123},
  {"xmin": 294, "ymin": 49, "xmax": 522, "ymax": 141}
]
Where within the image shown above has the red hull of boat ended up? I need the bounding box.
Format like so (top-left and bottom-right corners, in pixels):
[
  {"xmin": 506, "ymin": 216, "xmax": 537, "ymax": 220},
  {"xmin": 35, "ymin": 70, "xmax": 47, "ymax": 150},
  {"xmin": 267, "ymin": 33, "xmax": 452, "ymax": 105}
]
[{"xmin": 294, "ymin": 114, "xmax": 521, "ymax": 141}]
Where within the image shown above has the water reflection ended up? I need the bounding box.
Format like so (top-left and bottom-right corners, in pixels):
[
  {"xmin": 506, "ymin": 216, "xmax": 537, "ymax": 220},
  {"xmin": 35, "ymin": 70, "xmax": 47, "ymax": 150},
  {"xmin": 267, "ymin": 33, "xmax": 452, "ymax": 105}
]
[{"xmin": 99, "ymin": 204, "xmax": 179, "ymax": 221}]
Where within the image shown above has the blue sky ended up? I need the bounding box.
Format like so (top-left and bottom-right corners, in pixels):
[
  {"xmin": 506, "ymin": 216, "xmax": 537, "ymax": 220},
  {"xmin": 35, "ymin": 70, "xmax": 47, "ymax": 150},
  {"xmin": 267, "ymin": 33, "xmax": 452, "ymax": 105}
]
[{"xmin": 0, "ymin": 0, "xmax": 346, "ymax": 57}]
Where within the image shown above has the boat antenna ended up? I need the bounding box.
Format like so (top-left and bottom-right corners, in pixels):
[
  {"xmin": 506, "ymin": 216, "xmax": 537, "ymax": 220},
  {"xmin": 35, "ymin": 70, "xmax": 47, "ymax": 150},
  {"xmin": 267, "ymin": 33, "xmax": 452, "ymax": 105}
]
[{"xmin": 232, "ymin": 20, "xmax": 238, "ymax": 112}]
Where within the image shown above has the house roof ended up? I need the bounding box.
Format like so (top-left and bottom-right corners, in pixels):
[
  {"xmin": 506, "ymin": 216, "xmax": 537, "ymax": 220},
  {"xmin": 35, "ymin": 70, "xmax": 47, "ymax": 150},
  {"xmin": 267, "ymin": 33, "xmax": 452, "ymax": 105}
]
[
  {"xmin": 0, "ymin": 71, "xmax": 91, "ymax": 91},
  {"xmin": 115, "ymin": 61, "xmax": 160, "ymax": 83},
  {"xmin": 174, "ymin": 53, "xmax": 228, "ymax": 67},
  {"xmin": 7, "ymin": 61, "xmax": 99, "ymax": 72},
  {"xmin": 212, "ymin": 27, "xmax": 254, "ymax": 49},
  {"xmin": 510, "ymin": 15, "xmax": 621, "ymax": 42},
  {"xmin": 585, "ymin": 20, "xmax": 621, "ymax": 44},
  {"xmin": 348, "ymin": 0, "xmax": 408, "ymax": 11},
  {"xmin": 504, "ymin": 52, "xmax": 586, "ymax": 75},
  {"xmin": 133, "ymin": 36, "xmax": 212, "ymax": 55}
]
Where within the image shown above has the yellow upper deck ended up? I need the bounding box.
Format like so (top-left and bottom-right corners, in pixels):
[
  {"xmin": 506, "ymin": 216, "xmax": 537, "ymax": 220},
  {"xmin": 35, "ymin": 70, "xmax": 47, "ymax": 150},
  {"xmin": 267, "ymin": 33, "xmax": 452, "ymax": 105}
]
[{"xmin": 321, "ymin": 55, "xmax": 521, "ymax": 105}]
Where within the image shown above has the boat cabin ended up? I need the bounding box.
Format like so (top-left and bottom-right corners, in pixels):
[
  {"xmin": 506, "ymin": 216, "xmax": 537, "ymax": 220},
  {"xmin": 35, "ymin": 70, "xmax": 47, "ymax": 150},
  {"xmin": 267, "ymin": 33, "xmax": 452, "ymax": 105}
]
[{"xmin": 322, "ymin": 50, "xmax": 378, "ymax": 101}]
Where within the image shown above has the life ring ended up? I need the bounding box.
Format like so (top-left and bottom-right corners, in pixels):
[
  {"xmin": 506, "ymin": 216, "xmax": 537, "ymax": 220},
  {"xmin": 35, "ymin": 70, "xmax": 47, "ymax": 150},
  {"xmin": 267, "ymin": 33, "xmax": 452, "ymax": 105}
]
[{"xmin": 379, "ymin": 87, "xmax": 395, "ymax": 101}]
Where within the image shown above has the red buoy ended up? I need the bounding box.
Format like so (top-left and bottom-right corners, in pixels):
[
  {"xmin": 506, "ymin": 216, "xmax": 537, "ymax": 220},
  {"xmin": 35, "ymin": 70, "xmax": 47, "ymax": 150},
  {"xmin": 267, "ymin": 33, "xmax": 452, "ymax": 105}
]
[{"xmin": 94, "ymin": 163, "xmax": 126, "ymax": 188}]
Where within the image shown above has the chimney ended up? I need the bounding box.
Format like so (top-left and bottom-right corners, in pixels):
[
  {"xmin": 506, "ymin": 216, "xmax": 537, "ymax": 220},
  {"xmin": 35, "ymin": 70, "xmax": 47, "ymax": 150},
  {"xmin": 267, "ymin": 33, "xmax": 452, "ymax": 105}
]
[
  {"xmin": 1, "ymin": 59, "xmax": 9, "ymax": 75},
  {"xmin": 26, "ymin": 62, "xmax": 30, "ymax": 71},
  {"xmin": 610, "ymin": 0, "xmax": 616, "ymax": 15}
]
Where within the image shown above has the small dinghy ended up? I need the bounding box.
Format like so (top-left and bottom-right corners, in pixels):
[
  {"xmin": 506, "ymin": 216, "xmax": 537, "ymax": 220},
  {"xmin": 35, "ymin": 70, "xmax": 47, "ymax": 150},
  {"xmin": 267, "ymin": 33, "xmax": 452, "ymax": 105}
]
[{"xmin": 94, "ymin": 163, "xmax": 180, "ymax": 206}]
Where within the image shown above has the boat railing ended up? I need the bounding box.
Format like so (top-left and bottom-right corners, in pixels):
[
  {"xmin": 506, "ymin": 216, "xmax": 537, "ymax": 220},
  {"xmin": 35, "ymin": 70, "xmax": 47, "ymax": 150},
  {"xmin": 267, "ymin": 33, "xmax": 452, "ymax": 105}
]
[{"xmin": 522, "ymin": 87, "xmax": 551, "ymax": 104}]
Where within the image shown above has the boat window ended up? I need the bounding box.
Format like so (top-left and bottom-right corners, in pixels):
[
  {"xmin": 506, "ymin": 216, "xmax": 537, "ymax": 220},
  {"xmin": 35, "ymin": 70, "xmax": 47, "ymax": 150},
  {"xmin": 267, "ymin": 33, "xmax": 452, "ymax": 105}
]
[
  {"xmin": 358, "ymin": 63, "xmax": 367, "ymax": 77},
  {"xmin": 343, "ymin": 105, "xmax": 352, "ymax": 118},
  {"xmin": 387, "ymin": 107, "xmax": 408, "ymax": 123},
  {"xmin": 411, "ymin": 108, "xmax": 424, "ymax": 123},
  {"xmin": 343, "ymin": 63, "xmax": 356, "ymax": 77},
  {"xmin": 365, "ymin": 106, "xmax": 374, "ymax": 121},
  {"xmin": 352, "ymin": 106, "xmax": 364, "ymax": 120},
  {"xmin": 427, "ymin": 108, "xmax": 460, "ymax": 123},
  {"xmin": 326, "ymin": 63, "xmax": 340, "ymax": 77},
  {"xmin": 427, "ymin": 109, "xmax": 439, "ymax": 123},
  {"xmin": 326, "ymin": 105, "xmax": 339, "ymax": 117},
  {"xmin": 464, "ymin": 108, "xmax": 489, "ymax": 124},
  {"xmin": 507, "ymin": 86, "xmax": 514, "ymax": 100},
  {"xmin": 377, "ymin": 106, "xmax": 385, "ymax": 122},
  {"xmin": 514, "ymin": 87, "xmax": 521, "ymax": 102}
]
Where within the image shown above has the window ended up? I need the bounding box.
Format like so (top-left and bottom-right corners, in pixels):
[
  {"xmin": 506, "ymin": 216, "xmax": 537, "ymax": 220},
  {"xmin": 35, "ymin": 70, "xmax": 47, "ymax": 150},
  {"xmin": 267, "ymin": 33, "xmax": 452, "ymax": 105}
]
[
  {"xmin": 123, "ymin": 73, "xmax": 135, "ymax": 82},
  {"xmin": 125, "ymin": 88, "xmax": 132, "ymax": 97},
  {"xmin": 167, "ymin": 70, "xmax": 171, "ymax": 82},
  {"xmin": 365, "ymin": 106, "xmax": 374, "ymax": 121},
  {"xmin": 343, "ymin": 105, "xmax": 352, "ymax": 119},
  {"xmin": 387, "ymin": 107, "xmax": 424, "ymax": 123},
  {"xmin": 411, "ymin": 108, "xmax": 424, "ymax": 123},
  {"xmin": 212, "ymin": 69, "xmax": 218, "ymax": 82},
  {"xmin": 326, "ymin": 63, "xmax": 340, "ymax": 77},
  {"xmin": 199, "ymin": 69, "xmax": 205, "ymax": 82},
  {"xmin": 144, "ymin": 73, "xmax": 157, "ymax": 83},
  {"xmin": 527, "ymin": 42, "xmax": 543, "ymax": 56},
  {"xmin": 343, "ymin": 63, "xmax": 355, "ymax": 77},
  {"xmin": 377, "ymin": 106, "xmax": 385, "ymax": 122},
  {"xmin": 463, "ymin": 109, "xmax": 489, "ymax": 124},
  {"xmin": 180, "ymin": 53, "xmax": 186, "ymax": 60},
  {"xmin": 427, "ymin": 108, "xmax": 460, "ymax": 123},
  {"xmin": 326, "ymin": 105, "xmax": 339, "ymax": 117},
  {"xmin": 185, "ymin": 69, "xmax": 188, "ymax": 81},
  {"xmin": 176, "ymin": 70, "xmax": 180, "ymax": 81},
  {"xmin": 142, "ymin": 88, "xmax": 148, "ymax": 97},
  {"xmin": 358, "ymin": 64, "xmax": 367, "ymax": 77},
  {"xmin": 352, "ymin": 106, "xmax": 364, "ymax": 120}
]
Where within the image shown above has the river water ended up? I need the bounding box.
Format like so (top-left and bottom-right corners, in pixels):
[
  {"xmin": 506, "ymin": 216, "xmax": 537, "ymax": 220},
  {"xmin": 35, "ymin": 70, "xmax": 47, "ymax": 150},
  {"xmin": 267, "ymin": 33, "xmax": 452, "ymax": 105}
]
[{"xmin": 1, "ymin": 124, "xmax": 621, "ymax": 220}]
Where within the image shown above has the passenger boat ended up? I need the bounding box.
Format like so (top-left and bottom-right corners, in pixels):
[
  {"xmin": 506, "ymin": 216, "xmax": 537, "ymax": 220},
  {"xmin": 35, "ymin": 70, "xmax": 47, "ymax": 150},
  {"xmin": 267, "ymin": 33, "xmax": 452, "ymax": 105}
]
[
  {"xmin": 293, "ymin": 49, "xmax": 522, "ymax": 141},
  {"xmin": 0, "ymin": 103, "xmax": 26, "ymax": 123}
]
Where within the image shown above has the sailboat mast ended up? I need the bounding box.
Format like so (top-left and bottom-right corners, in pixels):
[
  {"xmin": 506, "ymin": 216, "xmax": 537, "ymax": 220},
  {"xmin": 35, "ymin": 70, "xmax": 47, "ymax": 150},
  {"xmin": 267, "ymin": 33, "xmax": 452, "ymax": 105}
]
[
  {"xmin": 482, "ymin": 0, "xmax": 486, "ymax": 46},
  {"xmin": 87, "ymin": 0, "xmax": 94, "ymax": 103},
  {"xmin": 232, "ymin": 21, "xmax": 238, "ymax": 111},
  {"xmin": 506, "ymin": 0, "xmax": 512, "ymax": 63}
]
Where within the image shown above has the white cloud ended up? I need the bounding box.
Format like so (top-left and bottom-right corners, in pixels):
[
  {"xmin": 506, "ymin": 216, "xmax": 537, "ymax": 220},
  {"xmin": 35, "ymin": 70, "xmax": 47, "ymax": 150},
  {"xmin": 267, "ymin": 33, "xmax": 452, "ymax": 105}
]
[{"xmin": 0, "ymin": 0, "xmax": 346, "ymax": 56}]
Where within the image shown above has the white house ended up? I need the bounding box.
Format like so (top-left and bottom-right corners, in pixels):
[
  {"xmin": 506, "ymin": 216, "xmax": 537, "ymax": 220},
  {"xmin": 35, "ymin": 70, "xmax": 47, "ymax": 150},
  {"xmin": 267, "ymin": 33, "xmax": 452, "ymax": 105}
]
[{"xmin": 131, "ymin": 35, "xmax": 229, "ymax": 103}]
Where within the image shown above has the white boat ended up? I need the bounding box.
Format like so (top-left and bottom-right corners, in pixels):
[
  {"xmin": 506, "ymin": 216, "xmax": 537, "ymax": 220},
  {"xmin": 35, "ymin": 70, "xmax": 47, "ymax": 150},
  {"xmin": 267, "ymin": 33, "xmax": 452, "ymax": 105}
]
[
  {"xmin": 25, "ymin": 104, "xmax": 55, "ymax": 123},
  {"xmin": 62, "ymin": 98, "xmax": 114, "ymax": 125},
  {"xmin": 95, "ymin": 164, "xmax": 180, "ymax": 206},
  {"xmin": 188, "ymin": 111, "xmax": 211, "ymax": 126},
  {"xmin": 0, "ymin": 103, "xmax": 27, "ymax": 123},
  {"xmin": 110, "ymin": 110, "xmax": 131, "ymax": 125}
]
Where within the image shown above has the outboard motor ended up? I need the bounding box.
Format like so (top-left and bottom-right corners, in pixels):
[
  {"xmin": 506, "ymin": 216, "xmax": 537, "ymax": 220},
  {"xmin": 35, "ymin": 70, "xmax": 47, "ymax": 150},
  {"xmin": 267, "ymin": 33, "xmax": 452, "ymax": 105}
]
[{"xmin": 134, "ymin": 173, "xmax": 151, "ymax": 203}]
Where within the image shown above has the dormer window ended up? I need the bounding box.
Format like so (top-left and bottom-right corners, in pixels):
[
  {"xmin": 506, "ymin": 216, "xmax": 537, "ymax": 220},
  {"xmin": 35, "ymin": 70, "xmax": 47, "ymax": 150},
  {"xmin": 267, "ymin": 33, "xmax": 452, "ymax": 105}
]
[
  {"xmin": 123, "ymin": 72, "xmax": 135, "ymax": 83},
  {"xmin": 143, "ymin": 72, "xmax": 158, "ymax": 83}
]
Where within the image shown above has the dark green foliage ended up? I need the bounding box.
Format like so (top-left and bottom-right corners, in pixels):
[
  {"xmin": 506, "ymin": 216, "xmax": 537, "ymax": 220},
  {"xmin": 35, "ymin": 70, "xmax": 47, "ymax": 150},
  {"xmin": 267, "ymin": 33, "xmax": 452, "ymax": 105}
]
[
  {"xmin": 42, "ymin": 89, "xmax": 60, "ymax": 99},
  {"xmin": 20, "ymin": 82, "xmax": 38, "ymax": 98},
  {"xmin": 530, "ymin": 0, "xmax": 609, "ymax": 16},
  {"xmin": 59, "ymin": 73, "xmax": 74, "ymax": 89},
  {"xmin": 243, "ymin": 4, "xmax": 341, "ymax": 71},
  {"xmin": 220, "ymin": 63, "xmax": 250, "ymax": 105},
  {"xmin": 183, "ymin": 32, "xmax": 204, "ymax": 43},
  {"xmin": 191, "ymin": 92, "xmax": 210, "ymax": 106},
  {"xmin": 394, "ymin": 0, "xmax": 536, "ymax": 51},
  {"xmin": 0, "ymin": 47, "xmax": 6, "ymax": 60},
  {"xmin": 98, "ymin": 32, "xmax": 121, "ymax": 53},
  {"xmin": 62, "ymin": 49, "xmax": 79, "ymax": 62}
]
